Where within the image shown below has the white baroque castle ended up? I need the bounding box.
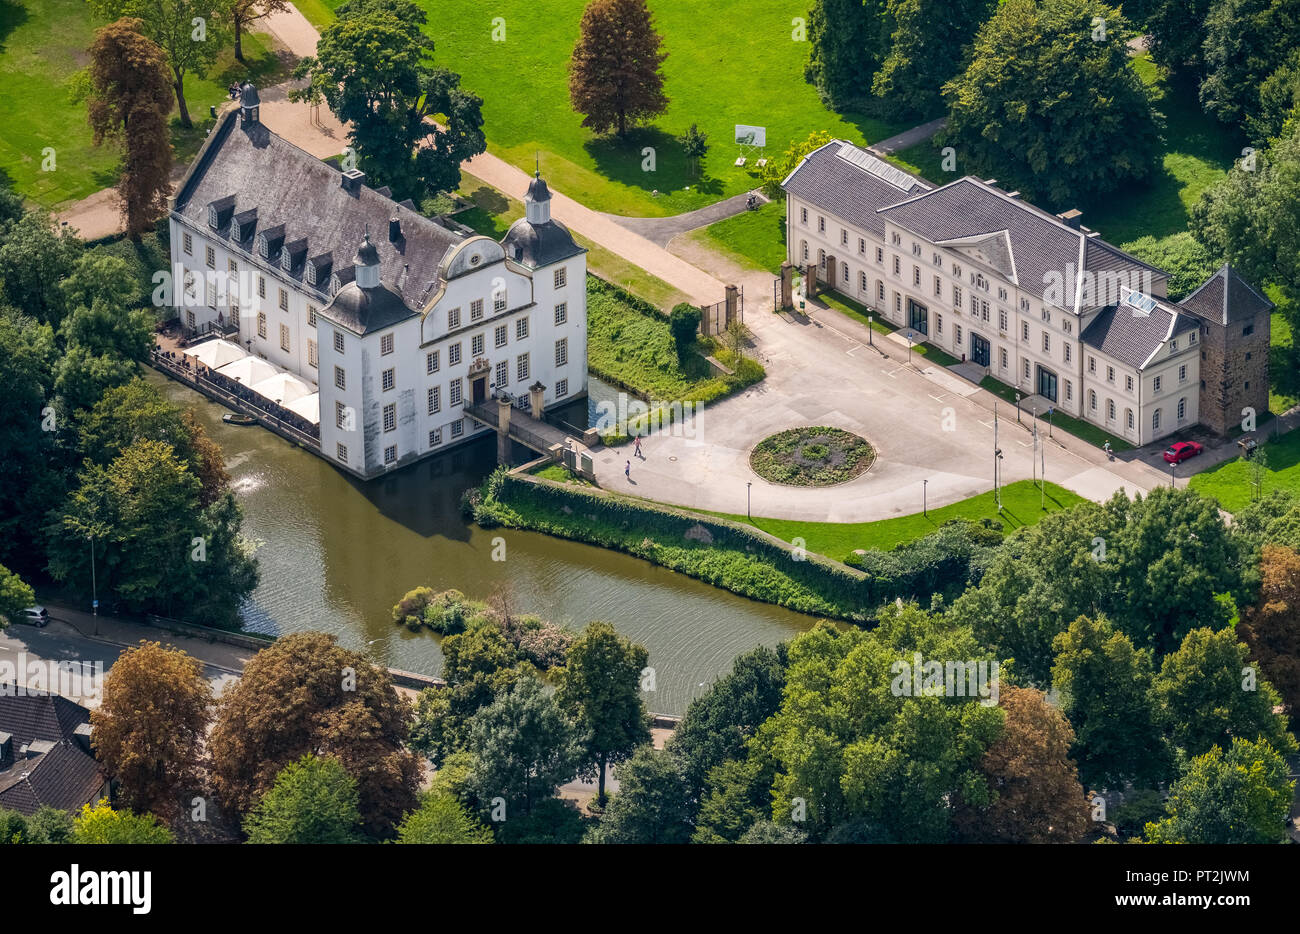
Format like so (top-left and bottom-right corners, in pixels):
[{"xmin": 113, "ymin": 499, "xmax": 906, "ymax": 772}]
[{"xmin": 168, "ymin": 85, "xmax": 588, "ymax": 479}]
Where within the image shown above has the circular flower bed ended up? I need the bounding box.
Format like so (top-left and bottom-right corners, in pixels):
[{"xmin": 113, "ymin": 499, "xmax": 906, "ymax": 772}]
[{"xmin": 749, "ymin": 427, "xmax": 876, "ymax": 487}]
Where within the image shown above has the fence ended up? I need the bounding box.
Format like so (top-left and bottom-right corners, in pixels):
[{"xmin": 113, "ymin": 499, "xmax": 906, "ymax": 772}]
[{"xmin": 150, "ymin": 350, "xmax": 321, "ymax": 449}]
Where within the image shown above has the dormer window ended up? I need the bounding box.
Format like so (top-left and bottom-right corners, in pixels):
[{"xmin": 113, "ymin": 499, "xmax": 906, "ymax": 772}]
[
  {"xmin": 208, "ymin": 205, "xmax": 218, "ymax": 228},
  {"xmin": 306, "ymin": 262, "xmax": 317, "ymax": 286},
  {"xmin": 258, "ymin": 233, "xmax": 269, "ymax": 258},
  {"xmin": 329, "ymin": 274, "xmax": 341, "ymax": 295},
  {"xmin": 281, "ymin": 248, "xmax": 293, "ymax": 271}
]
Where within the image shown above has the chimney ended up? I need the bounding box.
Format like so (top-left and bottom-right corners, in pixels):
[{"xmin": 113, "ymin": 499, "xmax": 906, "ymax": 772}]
[
  {"xmin": 389, "ymin": 217, "xmax": 402, "ymax": 242},
  {"xmin": 74, "ymin": 722, "xmax": 93, "ymax": 755},
  {"xmin": 1057, "ymin": 209, "xmax": 1083, "ymax": 229},
  {"xmin": 341, "ymin": 168, "xmax": 366, "ymax": 195}
]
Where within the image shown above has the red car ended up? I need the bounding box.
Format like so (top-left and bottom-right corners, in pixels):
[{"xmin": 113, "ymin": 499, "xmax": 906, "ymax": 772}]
[{"xmin": 1163, "ymin": 441, "xmax": 1204, "ymax": 464}]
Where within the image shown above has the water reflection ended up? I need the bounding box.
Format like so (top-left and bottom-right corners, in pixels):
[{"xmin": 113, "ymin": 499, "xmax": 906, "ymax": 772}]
[{"xmin": 151, "ymin": 372, "xmax": 815, "ymax": 714}]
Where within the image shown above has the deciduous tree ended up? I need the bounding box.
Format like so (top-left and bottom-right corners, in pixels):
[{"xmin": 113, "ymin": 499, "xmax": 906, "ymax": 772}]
[
  {"xmin": 585, "ymin": 746, "xmax": 692, "ymax": 844},
  {"xmin": 568, "ymin": 0, "xmax": 668, "ymax": 138},
  {"xmin": 290, "ymin": 0, "xmax": 485, "ymax": 200},
  {"xmin": 952, "ymin": 686, "xmax": 1090, "ymax": 843},
  {"xmin": 805, "ymin": 0, "xmax": 889, "ymax": 107},
  {"xmin": 940, "ymin": 0, "xmax": 1159, "ymax": 206},
  {"xmin": 872, "ymin": 0, "xmax": 995, "ymax": 118},
  {"xmin": 466, "ymin": 675, "xmax": 582, "ymax": 818},
  {"xmin": 395, "ymin": 792, "xmax": 493, "ymax": 844},
  {"xmin": 91, "ymin": 640, "xmax": 212, "ymax": 819},
  {"xmin": 0, "ymin": 563, "xmax": 35, "ymax": 627},
  {"xmin": 225, "ymin": 0, "xmax": 288, "ymax": 61},
  {"xmin": 1240, "ymin": 545, "xmax": 1300, "ymax": 725},
  {"xmin": 72, "ymin": 800, "xmax": 174, "ymax": 844},
  {"xmin": 209, "ymin": 632, "xmax": 419, "ymax": 837},
  {"xmin": 554, "ymin": 620, "xmax": 649, "ymax": 803},
  {"xmin": 1145, "ymin": 738, "xmax": 1294, "ymax": 843},
  {"xmin": 89, "ymin": 0, "xmax": 229, "ymax": 129},
  {"xmin": 87, "ymin": 19, "xmax": 174, "ymax": 238},
  {"xmin": 243, "ymin": 754, "xmax": 363, "ymax": 844}
]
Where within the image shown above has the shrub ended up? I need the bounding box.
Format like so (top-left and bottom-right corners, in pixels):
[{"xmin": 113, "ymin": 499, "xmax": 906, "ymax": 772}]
[{"xmin": 669, "ymin": 303, "xmax": 702, "ymax": 358}]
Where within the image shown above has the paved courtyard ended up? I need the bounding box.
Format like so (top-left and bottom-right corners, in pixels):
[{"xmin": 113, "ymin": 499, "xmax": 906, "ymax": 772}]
[{"xmin": 591, "ymin": 297, "xmax": 1166, "ymax": 522}]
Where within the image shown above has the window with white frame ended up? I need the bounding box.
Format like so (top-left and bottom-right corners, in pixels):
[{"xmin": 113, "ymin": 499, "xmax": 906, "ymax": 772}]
[
  {"xmin": 493, "ymin": 291, "xmax": 507, "ymax": 313},
  {"xmin": 1153, "ymin": 375, "xmax": 1162, "ymax": 393},
  {"xmin": 308, "ymin": 339, "xmax": 317, "ymax": 368},
  {"xmin": 471, "ymin": 299, "xmax": 484, "ymax": 321},
  {"xmin": 382, "ymin": 368, "xmax": 394, "ymax": 391},
  {"xmin": 451, "ymin": 419, "xmax": 464, "ymax": 438},
  {"xmin": 495, "ymin": 360, "xmax": 508, "ymax": 387},
  {"xmin": 308, "ymin": 306, "xmax": 317, "ymax": 328},
  {"xmin": 555, "ymin": 338, "xmax": 568, "ymax": 366},
  {"xmin": 448, "ymin": 307, "xmax": 461, "ymax": 329},
  {"xmin": 517, "ymin": 353, "xmax": 529, "ymax": 381},
  {"xmin": 1153, "ymin": 409, "xmax": 1161, "ymax": 430},
  {"xmin": 1089, "ymin": 389, "xmax": 1097, "ymax": 410},
  {"xmin": 206, "ymin": 246, "xmax": 215, "ymax": 269},
  {"xmin": 380, "ymin": 333, "xmax": 394, "ymax": 355},
  {"xmin": 429, "ymin": 427, "xmax": 442, "ymax": 447},
  {"xmin": 449, "ymin": 378, "xmax": 462, "ymax": 406},
  {"xmin": 257, "ymin": 276, "xmax": 266, "ymax": 299},
  {"xmin": 554, "ymin": 302, "xmax": 567, "ymax": 325},
  {"xmin": 428, "ymin": 386, "xmax": 441, "ymax": 414},
  {"xmin": 257, "ymin": 313, "xmax": 267, "ymax": 338},
  {"xmin": 336, "ymin": 443, "xmax": 348, "ymax": 463},
  {"xmin": 449, "ymin": 343, "xmax": 461, "ymax": 366},
  {"xmin": 516, "ymin": 317, "xmax": 529, "ymax": 340},
  {"xmin": 384, "ymin": 445, "xmax": 396, "ymax": 465},
  {"xmin": 334, "ymin": 365, "xmax": 345, "ymax": 390},
  {"xmin": 556, "ymin": 378, "xmax": 569, "ymax": 398},
  {"xmin": 1024, "ymin": 359, "xmax": 1031, "ymax": 379},
  {"xmin": 383, "ymin": 403, "xmax": 396, "ymax": 432},
  {"xmin": 427, "ymin": 350, "xmax": 439, "ymax": 373},
  {"xmin": 495, "ymin": 324, "xmax": 507, "ymax": 348},
  {"xmin": 279, "ymin": 288, "xmax": 288, "ymax": 311},
  {"xmin": 1126, "ymin": 375, "xmax": 1133, "ymax": 391},
  {"xmin": 183, "ymin": 232, "xmax": 193, "ymax": 255},
  {"xmin": 280, "ymin": 323, "xmax": 290, "ymax": 352},
  {"xmin": 1108, "ymin": 399, "xmax": 1115, "ymax": 420},
  {"xmin": 334, "ymin": 331, "xmax": 344, "ymax": 353},
  {"xmin": 335, "ymin": 401, "xmax": 349, "ymax": 429},
  {"xmin": 471, "ymin": 334, "xmax": 485, "ymax": 356},
  {"xmin": 554, "ymin": 267, "xmax": 567, "ymax": 288}
]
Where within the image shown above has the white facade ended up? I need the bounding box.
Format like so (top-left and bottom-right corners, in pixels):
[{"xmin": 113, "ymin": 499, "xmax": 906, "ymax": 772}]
[{"xmin": 786, "ymin": 179, "xmax": 1196, "ymax": 447}]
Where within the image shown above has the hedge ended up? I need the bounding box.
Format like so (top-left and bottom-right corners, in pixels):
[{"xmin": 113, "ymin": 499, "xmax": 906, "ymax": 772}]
[{"xmin": 466, "ymin": 470, "xmax": 1007, "ymax": 622}]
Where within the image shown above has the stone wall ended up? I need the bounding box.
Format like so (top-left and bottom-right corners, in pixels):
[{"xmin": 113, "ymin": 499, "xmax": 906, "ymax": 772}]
[{"xmin": 1196, "ymin": 309, "xmax": 1271, "ymax": 435}]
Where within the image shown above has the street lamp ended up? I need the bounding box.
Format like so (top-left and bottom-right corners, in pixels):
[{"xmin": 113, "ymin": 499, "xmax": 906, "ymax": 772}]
[
  {"xmin": 907, "ymin": 330, "xmax": 914, "ymax": 365},
  {"xmin": 1015, "ymin": 391, "xmax": 1022, "ymax": 425},
  {"xmin": 1170, "ymin": 461, "xmax": 1176, "ymax": 488},
  {"xmin": 923, "ymin": 478, "xmax": 928, "ymax": 517},
  {"xmin": 746, "ymin": 481, "xmax": 752, "ymax": 519},
  {"xmin": 867, "ymin": 315, "xmax": 873, "ymax": 346},
  {"xmin": 1047, "ymin": 406, "xmax": 1054, "ymax": 439}
]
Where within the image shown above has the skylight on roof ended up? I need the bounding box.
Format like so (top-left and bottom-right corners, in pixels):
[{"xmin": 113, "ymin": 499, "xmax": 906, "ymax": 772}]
[
  {"xmin": 835, "ymin": 143, "xmax": 917, "ymax": 191},
  {"xmin": 1123, "ymin": 289, "xmax": 1158, "ymax": 315}
]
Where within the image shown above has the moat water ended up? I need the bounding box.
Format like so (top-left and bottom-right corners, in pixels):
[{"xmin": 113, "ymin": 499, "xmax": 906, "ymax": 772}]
[{"xmin": 151, "ymin": 371, "xmax": 815, "ymax": 714}]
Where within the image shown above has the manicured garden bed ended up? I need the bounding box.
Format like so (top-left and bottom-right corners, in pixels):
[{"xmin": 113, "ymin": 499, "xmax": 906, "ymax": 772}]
[{"xmin": 750, "ymin": 427, "xmax": 875, "ymax": 487}]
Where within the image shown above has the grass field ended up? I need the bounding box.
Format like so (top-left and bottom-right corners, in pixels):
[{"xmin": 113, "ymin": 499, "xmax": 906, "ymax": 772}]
[
  {"xmin": 455, "ymin": 171, "xmax": 688, "ymax": 309},
  {"xmin": 315, "ymin": 0, "xmax": 910, "ymax": 218},
  {"xmin": 816, "ymin": 289, "xmax": 962, "ymax": 367},
  {"xmin": 887, "ymin": 54, "xmax": 1240, "ymax": 260},
  {"xmin": 706, "ymin": 479, "xmax": 1086, "ymax": 560},
  {"xmin": 1189, "ymin": 430, "xmax": 1300, "ymax": 514},
  {"xmin": 686, "ymin": 200, "xmax": 788, "ymax": 272},
  {"xmin": 0, "ymin": 0, "xmax": 290, "ymax": 208}
]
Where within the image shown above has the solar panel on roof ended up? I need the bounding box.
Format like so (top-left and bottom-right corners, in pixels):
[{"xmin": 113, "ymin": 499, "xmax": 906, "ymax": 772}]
[{"xmin": 835, "ymin": 143, "xmax": 918, "ymax": 191}]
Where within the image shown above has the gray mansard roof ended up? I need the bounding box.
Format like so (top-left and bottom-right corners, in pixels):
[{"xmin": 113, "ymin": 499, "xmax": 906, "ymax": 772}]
[
  {"xmin": 878, "ymin": 177, "xmax": 1165, "ymax": 314},
  {"xmin": 1080, "ymin": 296, "xmax": 1200, "ymax": 370},
  {"xmin": 1179, "ymin": 264, "xmax": 1274, "ymax": 326},
  {"xmin": 172, "ymin": 108, "xmax": 463, "ymax": 314},
  {"xmin": 325, "ymin": 282, "xmax": 414, "ymax": 335},
  {"xmin": 782, "ymin": 140, "xmax": 930, "ymax": 237}
]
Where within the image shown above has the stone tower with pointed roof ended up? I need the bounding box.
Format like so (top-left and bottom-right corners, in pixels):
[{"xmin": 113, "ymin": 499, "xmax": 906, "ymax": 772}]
[{"xmin": 1178, "ymin": 264, "xmax": 1273, "ymax": 435}]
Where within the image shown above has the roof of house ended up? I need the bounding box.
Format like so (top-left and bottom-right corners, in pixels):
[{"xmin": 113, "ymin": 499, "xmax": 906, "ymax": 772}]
[
  {"xmin": 1179, "ymin": 263, "xmax": 1274, "ymax": 326},
  {"xmin": 0, "ymin": 689, "xmax": 90, "ymax": 750},
  {"xmin": 172, "ymin": 108, "xmax": 463, "ymax": 315},
  {"xmin": 877, "ymin": 176, "xmax": 1165, "ymax": 314},
  {"xmin": 0, "ymin": 740, "xmax": 103, "ymax": 817},
  {"xmin": 1080, "ymin": 295, "xmax": 1201, "ymax": 369},
  {"xmin": 501, "ymin": 216, "xmax": 584, "ymax": 269},
  {"xmin": 325, "ymin": 281, "xmax": 416, "ymax": 335},
  {"xmin": 782, "ymin": 140, "xmax": 931, "ymax": 238}
]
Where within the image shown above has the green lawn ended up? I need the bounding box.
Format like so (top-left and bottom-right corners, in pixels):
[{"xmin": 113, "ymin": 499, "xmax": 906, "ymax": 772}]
[
  {"xmin": 887, "ymin": 54, "xmax": 1240, "ymax": 260},
  {"xmin": 455, "ymin": 171, "xmax": 688, "ymax": 309},
  {"xmin": 0, "ymin": 0, "xmax": 290, "ymax": 208},
  {"xmin": 1269, "ymin": 288, "xmax": 1299, "ymax": 417},
  {"xmin": 1189, "ymin": 430, "xmax": 1300, "ymax": 514},
  {"xmin": 317, "ymin": 0, "xmax": 910, "ymax": 217},
  {"xmin": 706, "ymin": 479, "xmax": 1086, "ymax": 560},
  {"xmin": 977, "ymin": 375, "xmax": 1135, "ymax": 452},
  {"xmin": 687, "ymin": 200, "xmax": 787, "ymax": 273}
]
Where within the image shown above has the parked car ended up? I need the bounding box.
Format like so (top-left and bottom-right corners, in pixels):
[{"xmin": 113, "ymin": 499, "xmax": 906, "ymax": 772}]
[
  {"xmin": 1163, "ymin": 441, "xmax": 1204, "ymax": 464},
  {"xmin": 14, "ymin": 606, "xmax": 50, "ymax": 627}
]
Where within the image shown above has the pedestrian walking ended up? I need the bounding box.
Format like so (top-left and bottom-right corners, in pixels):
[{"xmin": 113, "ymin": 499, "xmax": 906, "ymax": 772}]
[
  {"xmin": 625, "ymin": 460, "xmax": 631, "ymax": 481},
  {"xmin": 633, "ymin": 436, "xmax": 643, "ymax": 458}
]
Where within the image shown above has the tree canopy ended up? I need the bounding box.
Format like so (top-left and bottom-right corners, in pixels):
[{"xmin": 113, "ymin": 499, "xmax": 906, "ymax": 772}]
[{"xmin": 568, "ymin": 0, "xmax": 668, "ymax": 137}]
